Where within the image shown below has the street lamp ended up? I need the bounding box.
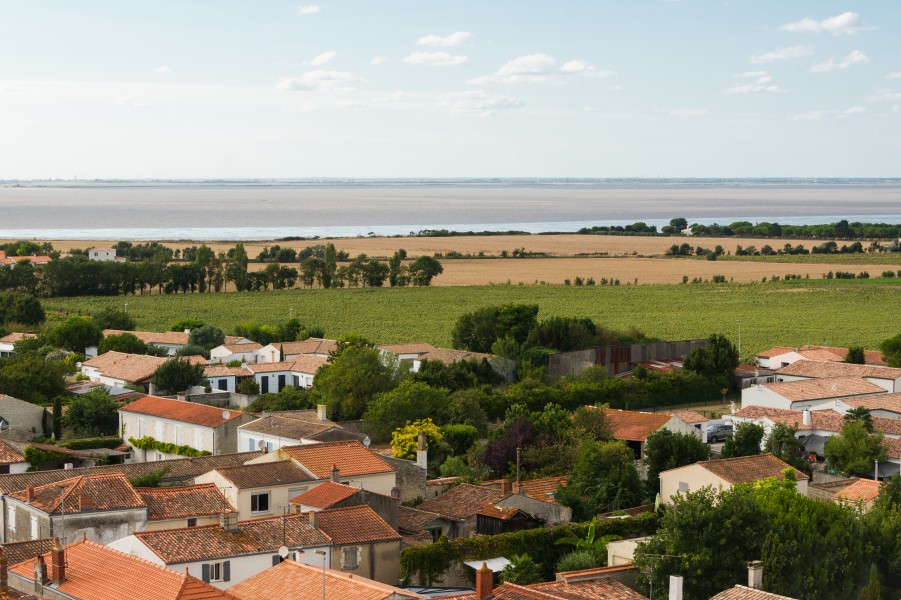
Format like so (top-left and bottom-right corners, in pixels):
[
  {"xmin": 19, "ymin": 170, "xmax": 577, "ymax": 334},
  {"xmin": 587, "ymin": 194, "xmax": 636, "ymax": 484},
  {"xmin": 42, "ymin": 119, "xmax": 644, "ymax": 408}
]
[{"xmin": 314, "ymin": 549, "xmax": 327, "ymax": 600}]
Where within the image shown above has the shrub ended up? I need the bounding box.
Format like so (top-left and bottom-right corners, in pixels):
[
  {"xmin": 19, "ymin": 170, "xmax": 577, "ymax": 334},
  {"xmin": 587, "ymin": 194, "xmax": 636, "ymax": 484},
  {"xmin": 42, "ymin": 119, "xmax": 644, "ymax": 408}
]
[{"xmin": 556, "ymin": 551, "xmax": 599, "ymax": 573}]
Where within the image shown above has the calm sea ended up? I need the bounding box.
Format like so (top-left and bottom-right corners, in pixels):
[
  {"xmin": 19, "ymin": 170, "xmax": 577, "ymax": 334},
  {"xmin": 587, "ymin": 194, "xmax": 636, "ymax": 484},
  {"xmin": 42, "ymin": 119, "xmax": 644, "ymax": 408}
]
[{"xmin": 1, "ymin": 179, "xmax": 900, "ymax": 240}]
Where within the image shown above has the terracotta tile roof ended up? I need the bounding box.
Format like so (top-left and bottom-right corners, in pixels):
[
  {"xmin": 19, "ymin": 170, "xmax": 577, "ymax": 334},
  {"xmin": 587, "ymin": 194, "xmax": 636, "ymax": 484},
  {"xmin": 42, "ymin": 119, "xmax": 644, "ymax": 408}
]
[
  {"xmin": 273, "ymin": 410, "xmax": 335, "ymax": 426},
  {"xmin": 214, "ymin": 461, "xmax": 313, "ymax": 489},
  {"xmin": 0, "ymin": 439, "xmax": 25, "ymax": 464},
  {"xmin": 311, "ymin": 505, "xmax": 402, "ymax": 545},
  {"xmin": 687, "ymin": 453, "xmax": 809, "ymax": 484},
  {"xmin": 8, "ymin": 539, "xmax": 232, "ymax": 600},
  {"xmin": 0, "ymin": 539, "xmax": 54, "ymax": 567},
  {"xmin": 777, "ymin": 360, "xmax": 901, "ymax": 381},
  {"xmin": 9, "ymin": 472, "xmax": 146, "ymax": 515},
  {"xmin": 82, "ymin": 351, "xmax": 169, "ymax": 383},
  {"xmin": 134, "ymin": 513, "xmax": 331, "ymax": 564},
  {"xmin": 426, "ymin": 476, "xmax": 460, "ymax": 486},
  {"xmin": 104, "ymin": 329, "xmax": 191, "ymax": 346},
  {"xmin": 119, "ymin": 395, "xmax": 248, "ymax": 428},
  {"xmin": 603, "ymin": 409, "xmax": 673, "ymax": 442},
  {"xmin": 476, "ymin": 504, "xmax": 523, "ymax": 521},
  {"xmin": 733, "ymin": 405, "xmax": 901, "ymax": 436},
  {"xmin": 245, "ymin": 361, "xmax": 297, "ymax": 373},
  {"xmin": 884, "ymin": 437, "xmax": 901, "ymax": 459},
  {"xmin": 760, "ymin": 345, "xmax": 886, "ymax": 365},
  {"xmin": 379, "ymin": 343, "xmax": 437, "ymax": 355},
  {"xmin": 274, "ymin": 338, "xmax": 338, "ymax": 356},
  {"xmin": 417, "ymin": 348, "xmax": 494, "ymax": 365},
  {"xmin": 419, "ymin": 483, "xmax": 505, "ymax": 520},
  {"xmin": 834, "ymin": 478, "xmax": 881, "ymax": 503},
  {"xmin": 138, "ymin": 483, "xmax": 236, "ymax": 520},
  {"xmin": 554, "ymin": 565, "xmax": 638, "ymax": 581},
  {"xmin": 239, "ymin": 415, "xmax": 334, "ymax": 441},
  {"xmin": 204, "ymin": 365, "xmax": 252, "ymax": 377},
  {"xmin": 398, "ymin": 506, "xmax": 443, "ymax": 532},
  {"xmin": 290, "ymin": 354, "xmax": 328, "ymax": 375},
  {"xmin": 761, "ymin": 377, "xmax": 885, "ymax": 402},
  {"xmin": 281, "ymin": 441, "xmax": 395, "ymax": 479},
  {"xmin": 288, "ymin": 481, "xmax": 358, "ymax": 508},
  {"xmin": 450, "ymin": 578, "xmax": 648, "ymax": 599},
  {"xmin": 481, "ymin": 477, "xmax": 567, "ymax": 503},
  {"xmin": 843, "ymin": 392, "xmax": 901, "ymax": 415},
  {"xmin": 0, "ymin": 451, "xmax": 263, "ymax": 494},
  {"xmin": 0, "ymin": 332, "xmax": 36, "ymax": 344},
  {"xmin": 755, "ymin": 346, "xmax": 797, "ymax": 359},
  {"xmin": 218, "ymin": 343, "xmax": 262, "ymax": 353},
  {"xmin": 671, "ymin": 410, "xmax": 710, "ymax": 424},
  {"xmin": 228, "ymin": 560, "xmax": 428, "ymax": 600},
  {"xmin": 710, "ymin": 585, "xmax": 798, "ymax": 600}
]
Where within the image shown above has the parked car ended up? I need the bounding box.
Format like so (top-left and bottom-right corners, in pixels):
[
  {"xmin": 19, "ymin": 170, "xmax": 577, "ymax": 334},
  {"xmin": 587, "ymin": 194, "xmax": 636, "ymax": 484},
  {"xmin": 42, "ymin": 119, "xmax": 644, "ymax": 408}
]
[{"xmin": 706, "ymin": 423, "xmax": 733, "ymax": 443}]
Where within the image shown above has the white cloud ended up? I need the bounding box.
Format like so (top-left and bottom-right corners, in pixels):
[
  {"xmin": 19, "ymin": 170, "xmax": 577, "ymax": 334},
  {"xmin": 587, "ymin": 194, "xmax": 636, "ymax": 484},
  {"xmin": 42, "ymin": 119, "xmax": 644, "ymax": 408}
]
[
  {"xmin": 723, "ymin": 71, "xmax": 785, "ymax": 94},
  {"xmin": 274, "ymin": 70, "xmax": 363, "ymax": 92},
  {"xmin": 310, "ymin": 51, "xmax": 337, "ymax": 67},
  {"xmin": 789, "ymin": 106, "xmax": 867, "ymax": 121},
  {"xmin": 416, "ymin": 32, "xmax": 472, "ymax": 47},
  {"xmin": 810, "ymin": 50, "xmax": 869, "ymax": 73},
  {"xmin": 669, "ymin": 108, "xmax": 709, "ymax": 118},
  {"xmin": 781, "ymin": 12, "xmax": 867, "ymax": 36},
  {"xmin": 403, "ymin": 52, "xmax": 467, "ymax": 67},
  {"xmin": 118, "ymin": 95, "xmax": 150, "ymax": 108},
  {"xmin": 154, "ymin": 65, "xmax": 171, "ymax": 74},
  {"xmin": 867, "ymin": 90, "xmax": 901, "ymax": 103},
  {"xmin": 440, "ymin": 90, "xmax": 524, "ymax": 116},
  {"xmin": 470, "ymin": 53, "xmax": 613, "ymax": 84},
  {"xmin": 296, "ymin": 5, "xmax": 320, "ymax": 15},
  {"xmin": 749, "ymin": 45, "xmax": 813, "ymax": 65},
  {"xmin": 370, "ymin": 56, "xmax": 387, "ymax": 66},
  {"xmin": 886, "ymin": 72, "xmax": 901, "ymax": 79}
]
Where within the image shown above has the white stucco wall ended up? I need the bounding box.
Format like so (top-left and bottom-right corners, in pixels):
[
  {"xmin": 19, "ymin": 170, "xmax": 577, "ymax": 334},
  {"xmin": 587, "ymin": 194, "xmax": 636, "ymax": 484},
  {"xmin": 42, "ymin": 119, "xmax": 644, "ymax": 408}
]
[{"xmin": 741, "ymin": 385, "xmax": 794, "ymax": 410}]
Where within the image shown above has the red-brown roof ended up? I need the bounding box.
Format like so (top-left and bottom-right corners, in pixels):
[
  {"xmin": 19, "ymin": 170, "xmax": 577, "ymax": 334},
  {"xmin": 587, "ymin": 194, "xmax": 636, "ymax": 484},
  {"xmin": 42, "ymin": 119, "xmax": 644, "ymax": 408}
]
[
  {"xmin": 104, "ymin": 329, "xmax": 191, "ymax": 346},
  {"xmin": 9, "ymin": 472, "xmax": 146, "ymax": 515},
  {"xmin": 675, "ymin": 453, "xmax": 809, "ymax": 484},
  {"xmin": 0, "ymin": 538, "xmax": 54, "ymax": 568},
  {"xmin": 273, "ymin": 338, "xmax": 338, "ymax": 356},
  {"xmin": 777, "ymin": 360, "xmax": 901, "ymax": 381},
  {"xmin": 310, "ymin": 505, "xmax": 402, "ymax": 545},
  {"xmin": 732, "ymin": 406, "xmax": 901, "ymax": 436},
  {"xmin": 756, "ymin": 345, "xmax": 885, "ymax": 366},
  {"xmin": 671, "ymin": 410, "xmax": 710, "ymax": 424},
  {"xmin": 214, "ymin": 461, "xmax": 313, "ymax": 489},
  {"xmin": 138, "ymin": 483, "xmax": 235, "ymax": 520},
  {"xmin": 289, "ymin": 481, "xmax": 358, "ymax": 508},
  {"xmin": 82, "ymin": 351, "xmax": 169, "ymax": 383},
  {"xmin": 8, "ymin": 539, "xmax": 232, "ymax": 600},
  {"xmin": 379, "ymin": 343, "xmax": 437, "ymax": 355},
  {"xmin": 711, "ymin": 585, "xmax": 798, "ymax": 600},
  {"xmin": 481, "ymin": 477, "xmax": 567, "ymax": 504},
  {"xmin": 761, "ymin": 377, "xmax": 885, "ymax": 401},
  {"xmin": 842, "ymin": 392, "xmax": 901, "ymax": 415},
  {"xmin": 290, "ymin": 354, "xmax": 328, "ymax": 375},
  {"xmin": 834, "ymin": 478, "xmax": 881, "ymax": 503},
  {"xmin": 0, "ymin": 332, "xmax": 36, "ymax": 344},
  {"xmin": 417, "ymin": 348, "xmax": 494, "ymax": 365},
  {"xmin": 0, "ymin": 439, "xmax": 25, "ymax": 464},
  {"xmin": 419, "ymin": 483, "xmax": 505, "ymax": 520},
  {"xmin": 228, "ymin": 560, "xmax": 427, "ymax": 600},
  {"xmin": 604, "ymin": 409, "xmax": 673, "ymax": 442},
  {"xmin": 119, "ymin": 395, "xmax": 248, "ymax": 428},
  {"xmin": 449, "ymin": 578, "xmax": 648, "ymax": 599},
  {"xmin": 280, "ymin": 441, "xmax": 395, "ymax": 479}
]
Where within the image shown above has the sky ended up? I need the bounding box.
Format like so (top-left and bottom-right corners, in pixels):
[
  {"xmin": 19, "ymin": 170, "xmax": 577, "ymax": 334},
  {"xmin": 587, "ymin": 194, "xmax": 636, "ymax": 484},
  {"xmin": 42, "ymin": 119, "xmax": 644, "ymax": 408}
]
[{"xmin": 0, "ymin": 1, "xmax": 899, "ymax": 179}]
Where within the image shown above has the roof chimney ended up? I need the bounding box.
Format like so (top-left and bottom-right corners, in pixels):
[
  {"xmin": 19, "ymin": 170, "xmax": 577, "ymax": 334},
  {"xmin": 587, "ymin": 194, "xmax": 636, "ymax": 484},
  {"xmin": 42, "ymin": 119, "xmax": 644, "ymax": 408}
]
[
  {"xmin": 50, "ymin": 538, "xmax": 65, "ymax": 585},
  {"xmin": 668, "ymin": 575, "xmax": 683, "ymax": 600},
  {"xmin": 500, "ymin": 480, "xmax": 511, "ymax": 495},
  {"xmin": 220, "ymin": 512, "xmax": 239, "ymax": 533},
  {"xmin": 184, "ymin": 328, "xmax": 191, "ymax": 335},
  {"xmin": 309, "ymin": 511, "xmax": 319, "ymax": 530},
  {"xmin": 416, "ymin": 430, "xmax": 428, "ymax": 471},
  {"xmin": 25, "ymin": 486, "xmax": 34, "ymax": 502},
  {"xmin": 316, "ymin": 404, "xmax": 327, "ymax": 422},
  {"xmin": 802, "ymin": 409, "xmax": 811, "ymax": 427},
  {"xmin": 79, "ymin": 493, "xmax": 92, "ymax": 512},
  {"xmin": 0, "ymin": 548, "xmax": 8, "ymax": 596},
  {"xmin": 33, "ymin": 555, "xmax": 48, "ymax": 587},
  {"xmin": 748, "ymin": 560, "xmax": 763, "ymax": 589},
  {"xmin": 331, "ymin": 464, "xmax": 340, "ymax": 483},
  {"xmin": 475, "ymin": 562, "xmax": 493, "ymax": 600}
]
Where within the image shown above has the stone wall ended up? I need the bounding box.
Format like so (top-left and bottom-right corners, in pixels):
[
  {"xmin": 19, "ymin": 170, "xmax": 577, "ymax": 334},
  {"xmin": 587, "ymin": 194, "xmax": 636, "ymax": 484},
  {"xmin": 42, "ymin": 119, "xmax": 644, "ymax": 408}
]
[{"xmin": 379, "ymin": 455, "xmax": 426, "ymax": 504}]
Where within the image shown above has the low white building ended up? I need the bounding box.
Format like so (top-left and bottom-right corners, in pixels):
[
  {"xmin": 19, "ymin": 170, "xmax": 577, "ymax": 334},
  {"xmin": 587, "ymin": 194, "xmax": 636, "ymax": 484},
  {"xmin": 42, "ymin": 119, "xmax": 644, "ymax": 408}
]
[
  {"xmin": 756, "ymin": 345, "xmax": 886, "ymax": 370},
  {"xmin": 80, "ymin": 351, "xmax": 169, "ymax": 391},
  {"xmin": 0, "ymin": 333, "xmax": 36, "ymax": 358},
  {"xmin": 118, "ymin": 396, "xmax": 254, "ymax": 460},
  {"xmin": 237, "ymin": 407, "xmax": 366, "ymax": 453},
  {"xmin": 257, "ymin": 338, "xmax": 337, "ymax": 364},
  {"xmin": 776, "ymin": 360, "xmax": 901, "ymax": 393},
  {"xmin": 741, "ymin": 376, "xmax": 886, "ymax": 411},
  {"xmin": 88, "ymin": 247, "xmax": 122, "ymax": 262},
  {"xmin": 210, "ymin": 343, "xmax": 263, "ymax": 365}
]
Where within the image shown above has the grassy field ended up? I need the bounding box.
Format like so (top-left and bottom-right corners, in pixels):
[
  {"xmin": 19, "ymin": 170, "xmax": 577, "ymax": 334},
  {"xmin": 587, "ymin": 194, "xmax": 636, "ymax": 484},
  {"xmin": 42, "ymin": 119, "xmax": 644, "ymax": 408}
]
[
  {"xmin": 714, "ymin": 253, "xmax": 901, "ymax": 266},
  {"xmin": 42, "ymin": 279, "xmax": 901, "ymax": 357}
]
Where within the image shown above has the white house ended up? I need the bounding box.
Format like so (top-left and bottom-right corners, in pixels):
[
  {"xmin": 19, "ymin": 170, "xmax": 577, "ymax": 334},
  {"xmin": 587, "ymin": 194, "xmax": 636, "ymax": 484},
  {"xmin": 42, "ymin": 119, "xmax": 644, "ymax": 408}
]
[
  {"xmin": 810, "ymin": 393, "xmax": 901, "ymax": 419},
  {"xmin": 775, "ymin": 361, "xmax": 901, "ymax": 393},
  {"xmin": 237, "ymin": 407, "xmax": 366, "ymax": 453},
  {"xmin": 118, "ymin": 396, "xmax": 254, "ymax": 460},
  {"xmin": 204, "ymin": 365, "xmax": 253, "ymax": 393},
  {"xmin": 756, "ymin": 345, "xmax": 885, "ymax": 369},
  {"xmin": 98, "ymin": 329, "xmax": 250, "ymax": 357},
  {"xmin": 209, "ymin": 343, "xmax": 263, "ymax": 365},
  {"xmin": 659, "ymin": 454, "xmax": 809, "ymax": 504},
  {"xmin": 378, "ymin": 343, "xmax": 436, "ymax": 367},
  {"xmin": 740, "ymin": 376, "xmax": 886, "ymax": 411},
  {"xmin": 80, "ymin": 351, "xmax": 169, "ymax": 390},
  {"xmin": 88, "ymin": 247, "xmax": 122, "ymax": 262},
  {"xmin": 194, "ymin": 462, "xmax": 318, "ymax": 521},
  {"xmin": 603, "ymin": 408, "xmax": 703, "ymax": 458},
  {"xmin": 0, "ymin": 333, "xmax": 36, "ymax": 358},
  {"xmin": 256, "ymin": 338, "xmax": 337, "ymax": 364}
]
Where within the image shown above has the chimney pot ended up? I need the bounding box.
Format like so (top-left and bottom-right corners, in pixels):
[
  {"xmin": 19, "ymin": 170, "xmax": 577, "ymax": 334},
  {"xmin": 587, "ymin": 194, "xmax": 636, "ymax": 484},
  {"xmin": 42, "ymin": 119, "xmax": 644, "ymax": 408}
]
[
  {"xmin": 500, "ymin": 480, "xmax": 511, "ymax": 495},
  {"xmin": 475, "ymin": 562, "xmax": 493, "ymax": 600},
  {"xmin": 331, "ymin": 465, "xmax": 340, "ymax": 483},
  {"xmin": 668, "ymin": 575, "xmax": 683, "ymax": 600},
  {"xmin": 309, "ymin": 511, "xmax": 319, "ymax": 529},
  {"xmin": 25, "ymin": 486, "xmax": 34, "ymax": 502},
  {"xmin": 50, "ymin": 538, "xmax": 65, "ymax": 585},
  {"xmin": 79, "ymin": 493, "xmax": 92, "ymax": 511},
  {"xmin": 802, "ymin": 409, "xmax": 811, "ymax": 427},
  {"xmin": 316, "ymin": 404, "xmax": 327, "ymax": 422},
  {"xmin": 33, "ymin": 555, "xmax": 48, "ymax": 586},
  {"xmin": 748, "ymin": 560, "xmax": 763, "ymax": 589}
]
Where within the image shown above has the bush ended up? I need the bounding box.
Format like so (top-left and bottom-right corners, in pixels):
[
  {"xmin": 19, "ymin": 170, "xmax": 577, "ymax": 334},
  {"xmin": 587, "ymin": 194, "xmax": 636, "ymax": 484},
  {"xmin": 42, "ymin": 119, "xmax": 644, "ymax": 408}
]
[
  {"xmin": 440, "ymin": 424, "xmax": 479, "ymax": 456},
  {"xmin": 129, "ymin": 466, "xmax": 172, "ymax": 488},
  {"xmin": 128, "ymin": 436, "xmax": 212, "ymax": 458},
  {"xmin": 556, "ymin": 551, "xmax": 599, "ymax": 573},
  {"xmin": 57, "ymin": 436, "xmax": 123, "ymax": 450},
  {"xmin": 238, "ymin": 377, "xmax": 261, "ymax": 395}
]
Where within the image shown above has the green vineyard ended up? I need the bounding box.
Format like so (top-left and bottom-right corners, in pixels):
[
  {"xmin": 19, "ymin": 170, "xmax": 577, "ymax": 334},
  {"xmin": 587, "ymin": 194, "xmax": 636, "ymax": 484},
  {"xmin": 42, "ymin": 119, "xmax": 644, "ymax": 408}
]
[{"xmin": 42, "ymin": 279, "xmax": 901, "ymax": 358}]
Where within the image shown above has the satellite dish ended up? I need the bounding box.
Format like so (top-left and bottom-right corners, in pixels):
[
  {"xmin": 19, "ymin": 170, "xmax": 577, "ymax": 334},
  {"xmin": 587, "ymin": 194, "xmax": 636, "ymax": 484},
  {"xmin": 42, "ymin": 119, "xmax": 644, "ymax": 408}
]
[
  {"xmin": 257, "ymin": 439, "xmax": 267, "ymax": 451},
  {"xmin": 222, "ymin": 410, "xmax": 231, "ymax": 420},
  {"xmin": 363, "ymin": 436, "xmax": 371, "ymax": 448},
  {"xmin": 278, "ymin": 545, "xmax": 290, "ymax": 558}
]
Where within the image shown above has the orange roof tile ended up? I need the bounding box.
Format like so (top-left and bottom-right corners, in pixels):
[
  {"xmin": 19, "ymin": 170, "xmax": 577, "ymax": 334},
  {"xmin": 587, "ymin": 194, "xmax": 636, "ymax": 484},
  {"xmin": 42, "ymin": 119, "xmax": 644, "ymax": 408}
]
[
  {"xmin": 273, "ymin": 338, "xmax": 338, "ymax": 356},
  {"xmin": 311, "ymin": 505, "xmax": 402, "ymax": 545},
  {"xmin": 218, "ymin": 343, "xmax": 262, "ymax": 353},
  {"xmin": 204, "ymin": 365, "xmax": 252, "ymax": 377},
  {"xmin": 8, "ymin": 539, "xmax": 232, "ymax": 600},
  {"xmin": 214, "ymin": 461, "xmax": 313, "ymax": 489},
  {"xmin": 119, "ymin": 395, "xmax": 248, "ymax": 428},
  {"xmin": 0, "ymin": 539, "xmax": 54, "ymax": 567},
  {"xmin": 228, "ymin": 560, "xmax": 427, "ymax": 600},
  {"xmin": 733, "ymin": 405, "xmax": 901, "ymax": 436},
  {"xmin": 289, "ymin": 481, "xmax": 358, "ymax": 508},
  {"xmin": 777, "ymin": 360, "xmax": 901, "ymax": 381},
  {"xmin": 419, "ymin": 483, "xmax": 505, "ymax": 520},
  {"xmin": 0, "ymin": 332, "xmax": 36, "ymax": 344},
  {"xmin": 245, "ymin": 361, "xmax": 297, "ymax": 373},
  {"xmin": 450, "ymin": 578, "xmax": 648, "ymax": 599},
  {"xmin": 761, "ymin": 377, "xmax": 885, "ymax": 401},
  {"xmin": 711, "ymin": 585, "xmax": 797, "ymax": 600},
  {"xmin": 379, "ymin": 343, "xmax": 437, "ymax": 355},
  {"xmin": 417, "ymin": 348, "xmax": 494, "ymax": 365},
  {"xmin": 104, "ymin": 329, "xmax": 191, "ymax": 346},
  {"xmin": 686, "ymin": 453, "xmax": 809, "ymax": 484},
  {"xmin": 138, "ymin": 483, "xmax": 235, "ymax": 520},
  {"xmin": 82, "ymin": 351, "xmax": 169, "ymax": 383},
  {"xmin": 842, "ymin": 392, "xmax": 901, "ymax": 415},
  {"xmin": 481, "ymin": 477, "xmax": 567, "ymax": 503},
  {"xmin": 834, "ymin": 478, "xmax": 881, "ymax": 503},
  {"xmin": 9, "ymin": 472, "xmax": 146, "ymax": 515},
  {"xmin": 671, "ymin": 410, "xmax": 710, "ymax": 424},
  {"xmin": 603, "ymin": 409, "xmax": 673, "ymax": 442},
  {"xmin": 0, "ymin": 439, "xmax": 25, "ymax": 464},
  {"xmin": 290, "ymin": 354, "xmax": 328, "ymax": 375},
  {"xmin": 281, "ymin": 441, "xmax": 394, "ymax": 479}
]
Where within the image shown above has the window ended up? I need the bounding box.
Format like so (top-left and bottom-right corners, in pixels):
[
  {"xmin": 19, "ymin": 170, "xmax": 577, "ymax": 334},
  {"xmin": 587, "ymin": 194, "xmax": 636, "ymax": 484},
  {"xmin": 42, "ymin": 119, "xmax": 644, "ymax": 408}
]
[
  {"xmin": 217, "ymin": 379, "xmax": 227, "ymax": 391},
  {"xmin": 678, "ymin": 482, "xmax": 689, "ymax": 493},
  {"xmin": 341, "ymin": 546, "xmax": 360, "ymax": 570},
  {"xmin": 248, "ymin": 438, "xmax": 256, "ymax": 452},
  {"xmin": 30, "ymin": 516, "xmax": 38, "ymax": 540},
  {"xmin": 202, "ymin": 561, "xmax": 230, "ymax": 583},
  {"xmin": 187, "ymin": 518, "xmax": 197, "ymax": 527},
  {"xmin": 288, "ymin": 487, "xmax": 308, "ymax": 499},
  {"xmin": 8, "ymin": 506, "xmax": 15, "ymax": 532},
  {"xmin": 250, "ymin": 492, "xmax": 270, "ymax": 513}
]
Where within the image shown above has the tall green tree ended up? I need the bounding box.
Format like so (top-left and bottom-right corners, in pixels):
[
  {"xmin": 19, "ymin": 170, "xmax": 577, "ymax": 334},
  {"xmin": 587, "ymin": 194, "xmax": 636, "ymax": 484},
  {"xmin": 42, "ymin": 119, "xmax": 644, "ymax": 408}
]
[
  {"xmin": 93, "ymin": 306, "xmax": 135, "ymax": 331},
  {"xmin": 312, "ymin": 345, "xmax": 401, "ymax": 420},
  {"xmin": 407, "ymin": 256, "xmax": 443, "ymax": 286},
  {"xmin": 52, "ymin": 397, "xmax": 63, "ymax": 440},
  {"xmin": 188, "ymin": 325, "xmax": 225, "ymax": 350},
  {"xmin": 844, "ymin": 346, "xmax": 866, "ymax": 364},
  {"xmin": 64, "ymin": 388, "xmax": 120, "ymax": 437},
  {"xmin": 721, "ymin": 422, "xmax": 765, "ymax": 458},
  {"xmin": 98, "ymin": 333, "xmax": 148, "ymax": 355},
  {"xmin": 683, "ymin": 333, "xmax": 740, "ymax": 385},
  {"xmin": 363, "ymin": 380, "xmax": 450, "ymax": 439},
  {"xmin": 562, "ymin": 440, "xmax": 644, "ymax": 515},
  {"xmin": 643, "ymin": 429, "xmax": 710, "ymax": 493},
  {"xmin": 879, "ymin": 333, "xmax": 901, "ymax": 368},
  {"xmin": 764, "ymin": 423, "xmax": 810, "ymax": 474},
  {"xmin": 824, "ymin": 421, "xmax": 886, "ymax": 477},
  {"xmin": 152, "ymin": 358, "xmax": 206, "ymax": 394},
  {"xmin": 46, "ymin": 316, "xmax": 103, "ymax": 353},
  {"xmin": 844, "ymin": 406, "xmax": 874, "ymax": 432}
]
